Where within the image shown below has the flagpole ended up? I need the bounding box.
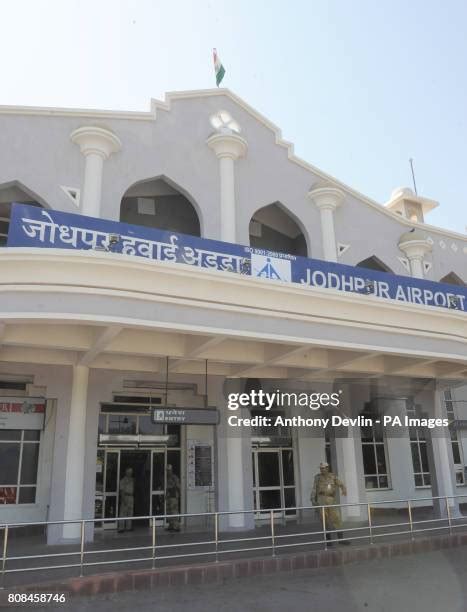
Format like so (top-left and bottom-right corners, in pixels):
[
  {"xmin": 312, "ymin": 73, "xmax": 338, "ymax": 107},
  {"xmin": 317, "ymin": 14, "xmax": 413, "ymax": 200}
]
[{"xmin": 409, "ymin": 158, "xmax": 418, "ymax": 195}]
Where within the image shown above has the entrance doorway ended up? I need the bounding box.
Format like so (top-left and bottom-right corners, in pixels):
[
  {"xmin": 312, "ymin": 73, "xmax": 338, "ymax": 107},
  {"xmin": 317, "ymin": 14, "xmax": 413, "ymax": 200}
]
[
  {"xmin": 252, "ymin": 448, "xmax": 296, "ymax": 519},
  {"xmin": 95, "ymin": 448, "xmax": 180, "ymax": 529},
  {"xmin": 120, "ymin": 451, "xmax": 151, "ymax": 521}
]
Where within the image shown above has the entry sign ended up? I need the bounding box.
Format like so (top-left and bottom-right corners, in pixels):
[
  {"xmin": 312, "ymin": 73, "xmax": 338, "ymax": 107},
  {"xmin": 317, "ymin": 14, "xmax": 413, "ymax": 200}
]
[
  {"xmin": 0, "ymin": 397, "xmax": 46, "ymax": 430},
  {"xmin": 151, "ymin": 407, "xmax": 219, "ymax": 425}
]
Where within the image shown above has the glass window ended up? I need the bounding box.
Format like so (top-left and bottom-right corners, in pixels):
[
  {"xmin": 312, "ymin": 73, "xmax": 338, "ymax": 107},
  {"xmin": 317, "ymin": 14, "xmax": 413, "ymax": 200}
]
[
  {"xmin": 281, "ymin": 450, "xmax": 294, "ymax": 486},
  {"xmin": 365, "ymin": 476, "xmax": 378, "ymax": 489},
  {"xmin": 95, "ymin": 449, "xmax": 104, "ymax": 493},
  {"xmin": 407, "ymin": 404, "xmax": 431, "ymax": 487},
  {"xmin": 362, "ymin": 445, "xmax": 376, "ymax": 475},
  {"xmin": 152, "ymin": 493, "xmax": 165, "ymax": 516},
  {"xmin": 259, "ymin": 489, "xmax": 281, "ymax": 509},
  {"xmin": 152, "ymin": 452, "xmax": 165, "ymax": 491},
  {"xmin": 378, "ymin": 475, "xmax": 389, "ymax": 489},
  {"xmin": 105, "ymin": 452, "xmax": 118, "ymax": 492},
  {"xmin": 0, "ymin": 430, "xmax": 40, "ymax": 504},
  {"xmin": 284, "ymin": 488, "xmax": 296, "ymax": 514},
  {"xmin": 0, "ymin": 430, "xmax": 21, "ymax": 441},
  {"xmin": 24, "ymin": 430, "xmax": 40, "ymax": 441},
  {"xmin": 257, "ymin": 452, "xmax": 280, "ymax": 487},
  {"xmin": 104, "ymin": 496, "xmax": 117, "ymax": 519},
  {"xmin": 0, "ymin": 443, "xmax": 20, "ymax": 483},
  {"xmin": 452, "ymin": 441, "xmax": 461, "ymax": 465},
  {"xmin": 18, "ymin": 487, "xmax": 36, "ymax": 504},
  {"xmin": 411, "ymin": 443, "xmax": 421, "ymax": 473},
  {"xmin": 108, "ymin": 415, "xmax": 136, "ymax": 434},
  {"xmin": 20, "ymin": 444, "xmax": 39, "ymax": 484},
  {"xmin": 361, "ymin": 416, "xmax": 390, "ymax": 490},
  {"xmin": 444, "ymin": 391, "xmax": 465, "ymax": 485}
]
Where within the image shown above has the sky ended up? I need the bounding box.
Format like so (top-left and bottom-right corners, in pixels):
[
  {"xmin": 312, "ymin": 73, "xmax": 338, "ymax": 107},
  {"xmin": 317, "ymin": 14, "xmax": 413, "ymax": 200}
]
[{"xmin": 1, "ymin": 0, "xmax": 466, "ymax": 234}]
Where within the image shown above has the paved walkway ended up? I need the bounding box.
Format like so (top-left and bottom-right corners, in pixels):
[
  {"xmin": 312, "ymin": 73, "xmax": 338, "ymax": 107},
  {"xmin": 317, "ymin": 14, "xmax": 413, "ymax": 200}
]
[{"xmin": 22, "ymin": 546, "xmax": 467, "ymax": 612}]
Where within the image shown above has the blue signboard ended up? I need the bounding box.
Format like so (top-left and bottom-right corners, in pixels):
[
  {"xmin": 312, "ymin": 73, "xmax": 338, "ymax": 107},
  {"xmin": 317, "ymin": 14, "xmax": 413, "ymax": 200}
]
[{"xmin": 7, "ymin": 203, "xmax": 467, "ymax": 313}]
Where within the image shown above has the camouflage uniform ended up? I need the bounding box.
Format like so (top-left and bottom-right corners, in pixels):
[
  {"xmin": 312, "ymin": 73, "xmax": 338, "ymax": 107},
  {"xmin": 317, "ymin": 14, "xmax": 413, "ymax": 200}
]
[
  {"xmin": 311, "ymin": 471, "xmax": 344, "ymax": 530},
  {"xmin": 311, "ymin": 466, "xmax": 350, "ymax": 545},
  {"xmin": 166, "ymin": 471, "xmax": 181, "ymax": 531},
  {"xmin": 118, "ymin": 474, "xmax": 134, "ymax": 532}
]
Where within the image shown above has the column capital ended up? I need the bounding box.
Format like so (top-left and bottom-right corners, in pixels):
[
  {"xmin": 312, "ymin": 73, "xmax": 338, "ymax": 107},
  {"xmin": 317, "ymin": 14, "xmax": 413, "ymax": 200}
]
[
  {"xmin": 206, "ymin": 131, "xmax": 248, "ymax": 160},
  {"xmin": 71, "ymin": 126, "xmax": 122, "ymax": 159},
  {"xmin": 398, "ymin": 228, "xmax": 432, "ymax": 260},
  {"xmin": 307, "ymin": 186, "xmax": 345, "ymax": 211}
]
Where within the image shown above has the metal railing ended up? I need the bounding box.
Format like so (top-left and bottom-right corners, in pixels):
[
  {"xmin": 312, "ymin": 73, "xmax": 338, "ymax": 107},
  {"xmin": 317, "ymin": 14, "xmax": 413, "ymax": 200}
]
[{"xmin": 1, "ymin": 493, "xmax": 467, "ymax": 588}]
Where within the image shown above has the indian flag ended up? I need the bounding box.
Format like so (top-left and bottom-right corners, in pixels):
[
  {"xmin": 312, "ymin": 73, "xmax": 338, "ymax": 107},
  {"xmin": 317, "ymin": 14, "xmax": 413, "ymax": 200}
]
[{"xmin": 213, "ymin": 48, "xmax": 225, "ymax": 87}]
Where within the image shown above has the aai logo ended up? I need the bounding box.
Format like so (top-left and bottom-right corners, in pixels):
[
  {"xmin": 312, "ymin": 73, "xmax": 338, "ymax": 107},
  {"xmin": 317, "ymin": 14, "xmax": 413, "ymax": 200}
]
[{"xmin": 251, "ymin": 254, "xmax": 292, "ymax": 282}]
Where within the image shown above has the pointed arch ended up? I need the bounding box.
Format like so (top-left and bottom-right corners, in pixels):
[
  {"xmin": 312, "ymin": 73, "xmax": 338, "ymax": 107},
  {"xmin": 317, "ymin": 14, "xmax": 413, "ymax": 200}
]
[
  {"xmin": 0, "ymin": 180, "xmax": 48, "ymax": 208},
  {"xmin": 120, "ymin": 175, "xmax": 202, "ymax": 237},
  {"xmin": 440, "ymin": 272, "xmax": 465, "ymax": 287},
  {"xmin": 356, "ymin": 256, "xmax": 393, "ymax": 274},
  {"xmin": 0, "ymin": 180, "xmax": 46, "ymax": 247},
  {"xmin": 249, "ymin": 201, "xmax": 310, "ymax": 257}
]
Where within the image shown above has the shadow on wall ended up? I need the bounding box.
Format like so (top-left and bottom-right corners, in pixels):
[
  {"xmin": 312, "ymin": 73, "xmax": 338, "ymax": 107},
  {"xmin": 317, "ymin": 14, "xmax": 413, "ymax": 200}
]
[
  {"xmin": 120, "ymin": 177, "xmax": 201, "ymax": 237},
  {"xmin": 249, "ymin": 202, "xmax": 308, "ymax": 257}
]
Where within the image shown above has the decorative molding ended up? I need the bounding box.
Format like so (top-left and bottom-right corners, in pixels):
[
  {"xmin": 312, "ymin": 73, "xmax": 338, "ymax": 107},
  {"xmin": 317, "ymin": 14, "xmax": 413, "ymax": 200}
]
[
  {"xmin": 397, "ymin": 257, "xmax": 410, "ymax": 272},
  {"xmin": 0, "ymin": 88, "xmax": 467, "ymax": 244},
  {"xmin": 423, "ymin": 261, "xmax": 433, "ymax": 274},
  {"xmin": 337, "ymin": 243, "xmax": 350, "ymax": 257},
  {"xmin": 60, "ymin": 185, "xmax": 80, "ymax": 208}
]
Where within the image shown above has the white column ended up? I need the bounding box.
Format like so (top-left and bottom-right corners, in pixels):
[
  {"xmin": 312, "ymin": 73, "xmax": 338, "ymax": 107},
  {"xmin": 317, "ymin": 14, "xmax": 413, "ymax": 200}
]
[
  {"xmin": 398, "ymin": 229, "xmax": 432, "ymax": 279},
  {"xmin": 409, "ymin": 257, "xmax": 424, "ymax": 279},
  {"xmin": 424, "ymin": 387, "xmax": 460, "ymax": 517},
  {"xmin": 330, "ymin": 383, "xmax": 367, "ymax": 521},
  {"xmin": 71, "ymin": 126, "xmax": 121, "ymax": 218},
  {"xmin": 219, "ymin": 156, "xmax": 236, "ymax": 242},
  {"xmin": 62, "ymin": 365, "xmax": 89, "ymax": 539},
  {"xmin": 375, "ymin": 397, "xmax": 413, "ymax": 497},
  {"xmin": 216, "ymin": 379, "xmax": 254, "ymax": 531},
  {"xmin": 227, "ymin": 434, "xmax": 246, "ymax": 527},
  {"xmin": 207, "ymin": 130, "xmax": 247, "ymax": 243},
  {"xmin": 307, "ymin": 187, "xmax": 344, "ymax": 262}
]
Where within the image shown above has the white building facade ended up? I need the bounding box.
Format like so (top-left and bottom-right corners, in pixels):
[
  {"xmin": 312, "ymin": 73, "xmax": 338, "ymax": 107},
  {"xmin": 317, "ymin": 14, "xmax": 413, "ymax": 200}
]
[{"xmin": 0, "ymin": 89, "xmax": 466, "ymax": 543}]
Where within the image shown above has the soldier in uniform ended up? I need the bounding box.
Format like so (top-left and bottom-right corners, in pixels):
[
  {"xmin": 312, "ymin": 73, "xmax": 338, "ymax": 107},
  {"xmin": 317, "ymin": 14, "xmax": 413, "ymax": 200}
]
[
  {"xmin": 311, "ymin": 462, "xmax": 350, "ymax": 546},
  {"xmin": 165, "ymin": 464, "xmax": 181, "ymax": 532},
  {"xmin": 118, "ymin": 467, "xmax": 135, "ymax": 533}
]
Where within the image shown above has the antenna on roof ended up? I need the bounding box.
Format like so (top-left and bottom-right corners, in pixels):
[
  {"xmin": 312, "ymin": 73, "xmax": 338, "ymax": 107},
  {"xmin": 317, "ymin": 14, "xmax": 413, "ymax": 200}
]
[{"xmin": 409, "ymin": 158, "xmax": 418, "ymax": 195}]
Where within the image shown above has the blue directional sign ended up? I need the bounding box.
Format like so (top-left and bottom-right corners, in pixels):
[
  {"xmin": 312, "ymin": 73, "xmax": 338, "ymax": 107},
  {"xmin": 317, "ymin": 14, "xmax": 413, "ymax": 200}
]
[{"xmin": 7, "ymin": 203, "xmax": 467, "ymax": 313}]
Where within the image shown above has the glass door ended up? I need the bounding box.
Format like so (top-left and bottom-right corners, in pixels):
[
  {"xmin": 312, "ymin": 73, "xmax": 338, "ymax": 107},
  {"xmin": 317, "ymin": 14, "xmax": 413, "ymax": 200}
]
[
  {"xmin": 151, "ymin": 449, "xmax": 166, "ymax": 525},
  {"xmin": 103, "ymin": 450, "xmax": 120, "ymax": 529},
  {"xmin": 252, "ymin": 448, "xmax": 296, "ymax": 519}
]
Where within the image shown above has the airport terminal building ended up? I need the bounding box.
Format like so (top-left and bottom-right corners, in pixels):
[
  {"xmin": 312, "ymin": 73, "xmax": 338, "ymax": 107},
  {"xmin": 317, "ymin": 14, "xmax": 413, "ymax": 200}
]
[{"xmin": 0, "ymin": 89, "xmax": 466, "ymax": 543}]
